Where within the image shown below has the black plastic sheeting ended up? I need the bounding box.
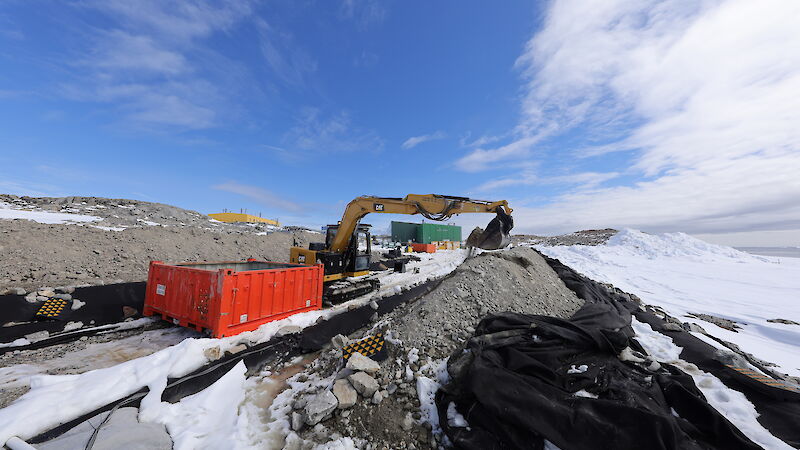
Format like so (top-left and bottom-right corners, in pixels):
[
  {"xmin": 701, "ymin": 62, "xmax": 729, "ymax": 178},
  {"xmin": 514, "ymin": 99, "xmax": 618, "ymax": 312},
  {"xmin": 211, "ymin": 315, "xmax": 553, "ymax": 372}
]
[
  {"xmin": 0, "ymin": 282, "xmax": 146, "ymax": 345},
  {"xmin": 434, "ymin": 254, "xmax": 800, "ymax": 450},
  {"xmin": 30, "ymin": 277, "xmax": 444, "ymax": 444},
  {"xmin": 543, "ymin": 255, "xmax": 800, "ymax": 449}
]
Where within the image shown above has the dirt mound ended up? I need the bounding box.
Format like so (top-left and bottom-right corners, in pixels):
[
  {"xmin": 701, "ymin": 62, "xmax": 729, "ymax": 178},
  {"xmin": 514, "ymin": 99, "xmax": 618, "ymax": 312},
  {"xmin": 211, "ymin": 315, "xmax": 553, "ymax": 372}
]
[
  {"xmin": 513, "ymin": 228, "xmax": 618, "ymax": 246},
  {"xmin": 0, "ymin": 203, "xmax": 320, "ymax": 292},
  {"xmin": 393, "ymin": 246, "xmax": 585, "ymax": 358},
  {"xmin": 281, "ymin": 247, "xmax": 585, "ymax": 449}
]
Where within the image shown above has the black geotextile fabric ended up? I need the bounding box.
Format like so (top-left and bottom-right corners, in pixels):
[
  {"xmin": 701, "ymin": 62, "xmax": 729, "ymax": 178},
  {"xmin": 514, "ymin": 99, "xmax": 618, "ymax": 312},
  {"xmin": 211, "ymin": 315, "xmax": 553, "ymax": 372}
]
[
  {"xmin": 0, "ymin": 282, "xmax": 146, "ymax": 344},
  {"xmin": 434, "ymin": 256, "xmax": 764, "ymax": 450}
]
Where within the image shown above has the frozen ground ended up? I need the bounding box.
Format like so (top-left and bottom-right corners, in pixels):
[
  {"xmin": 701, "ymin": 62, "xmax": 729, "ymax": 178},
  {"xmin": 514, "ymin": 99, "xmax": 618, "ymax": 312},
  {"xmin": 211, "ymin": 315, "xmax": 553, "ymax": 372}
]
[
  {"xmin": 536, "ymin": 229, "xmax": 800, "ymax": 379},
  {"xmin": 0, "ymin": 249, "xmax": 468, "ymax": 445}
]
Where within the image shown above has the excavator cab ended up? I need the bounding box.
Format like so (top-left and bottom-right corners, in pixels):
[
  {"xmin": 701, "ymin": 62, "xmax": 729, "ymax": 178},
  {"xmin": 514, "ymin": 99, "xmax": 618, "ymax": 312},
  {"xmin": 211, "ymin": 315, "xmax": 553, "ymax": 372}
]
[{"xmin": 325, "ymin": 223, "xmax": 372, "ymax": 276}]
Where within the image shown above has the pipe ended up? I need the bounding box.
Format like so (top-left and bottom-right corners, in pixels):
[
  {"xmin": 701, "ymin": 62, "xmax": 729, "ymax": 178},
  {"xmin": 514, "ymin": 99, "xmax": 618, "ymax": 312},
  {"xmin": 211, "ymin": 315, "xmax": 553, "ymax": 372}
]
[{"xmin": 5, "ymin": 436, "xmax": 37, "ymax": 450}]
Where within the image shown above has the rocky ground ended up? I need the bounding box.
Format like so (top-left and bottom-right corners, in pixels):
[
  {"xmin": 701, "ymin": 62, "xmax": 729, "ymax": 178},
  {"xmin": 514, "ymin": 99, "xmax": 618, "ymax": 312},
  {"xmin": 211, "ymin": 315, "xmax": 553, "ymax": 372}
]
[
  {"xmin": 513, "ymin": 228, "xmax": 618, "ymax": 246},
  {"xmin": 0, "ymin": 195, "xmax": 320, "ymax": 292},
  {"xmin": 273, "ymin": 247, "xmax": 586, "ymax": 449}
]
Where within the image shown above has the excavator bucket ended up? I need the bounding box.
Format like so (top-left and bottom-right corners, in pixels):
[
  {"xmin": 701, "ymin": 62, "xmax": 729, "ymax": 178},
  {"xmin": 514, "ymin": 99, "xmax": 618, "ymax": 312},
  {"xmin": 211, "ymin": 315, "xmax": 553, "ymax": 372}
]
[{"xmin": 467, "ymin": 206, "xmax": 514, "ymax": 250}]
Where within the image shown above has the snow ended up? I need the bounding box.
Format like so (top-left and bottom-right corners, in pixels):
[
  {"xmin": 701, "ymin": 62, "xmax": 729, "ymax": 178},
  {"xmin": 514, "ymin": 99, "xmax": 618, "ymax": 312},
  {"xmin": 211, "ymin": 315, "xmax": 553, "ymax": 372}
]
[
  {"xmin": 537, "ymin": 229, "xmax": 800, "ymax": 378},
  {"xmin": 137, "ymin": 218, "xmax": 160, "ymax": 226},
  {"xmin": 0, "ymin": 202, "xmax": 102, "ymax": 224},
  {"xmin": 144, "ymin": 361, "xmax": 247, "ymax": 450},
  {"xmin": 567, "ymin": 364, "xmax": 588, "ymax": 374},
  {"xmin": 90, "ymin": 225, "xmax": 127, "ymax": 232},
  {"xmin": 446, "ymin": 402, "xmax": 469, "ymax": 428},
  {"xmin": 631, "ymin": 317, "xmax": 792, "ymax": 449}
]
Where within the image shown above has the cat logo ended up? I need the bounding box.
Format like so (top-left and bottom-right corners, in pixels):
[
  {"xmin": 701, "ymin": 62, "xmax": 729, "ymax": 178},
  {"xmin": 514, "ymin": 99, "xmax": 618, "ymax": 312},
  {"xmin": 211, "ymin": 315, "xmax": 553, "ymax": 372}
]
[{"xmin": 374, "ymin": 203, "xmax": 385, "ymax": 211}]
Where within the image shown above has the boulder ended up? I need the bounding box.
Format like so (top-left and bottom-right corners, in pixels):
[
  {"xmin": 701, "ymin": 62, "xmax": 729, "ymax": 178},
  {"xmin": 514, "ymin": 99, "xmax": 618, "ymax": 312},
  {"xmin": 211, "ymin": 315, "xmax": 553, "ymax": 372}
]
[
  {"xmin": 332, "ymin": 379, "xmax": 357, "ymax": 409},
  {"xmin": 346, "ymin": 352, "xmax": 380, "ymax": 374},
  {"xmin": 303, "ymin": 390, "xmax": 338, "ymax": 425},
  {"xmin": 348, "ymin": 372, "xmax": 379, "ymax": 398},
  {"xmin": 331, "ymin": 334, "xmax": 350, "ymax": 350}
]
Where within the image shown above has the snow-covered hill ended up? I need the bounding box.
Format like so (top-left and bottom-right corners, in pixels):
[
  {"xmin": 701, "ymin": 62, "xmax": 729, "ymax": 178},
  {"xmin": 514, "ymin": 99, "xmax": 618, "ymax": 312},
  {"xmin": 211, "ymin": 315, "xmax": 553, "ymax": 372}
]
[{"xmin": 537, "ymin": 229, "xmax": 800, "ymax": 379}]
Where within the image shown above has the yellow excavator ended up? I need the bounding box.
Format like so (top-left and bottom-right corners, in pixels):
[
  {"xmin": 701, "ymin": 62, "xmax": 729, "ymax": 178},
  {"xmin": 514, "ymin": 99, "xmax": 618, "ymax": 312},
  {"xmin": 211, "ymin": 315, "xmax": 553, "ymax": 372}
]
[{"xmin": 290, "ymin": 194, "xmax": 513, "ymax": 303}]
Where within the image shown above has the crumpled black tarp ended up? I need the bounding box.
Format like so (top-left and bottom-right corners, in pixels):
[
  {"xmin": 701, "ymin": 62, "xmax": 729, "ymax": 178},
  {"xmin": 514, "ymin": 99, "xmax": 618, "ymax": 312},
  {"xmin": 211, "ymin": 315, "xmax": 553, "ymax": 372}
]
[{"xmin": 435, "ymin": 306, "xmax": 761, "ymax": 449}]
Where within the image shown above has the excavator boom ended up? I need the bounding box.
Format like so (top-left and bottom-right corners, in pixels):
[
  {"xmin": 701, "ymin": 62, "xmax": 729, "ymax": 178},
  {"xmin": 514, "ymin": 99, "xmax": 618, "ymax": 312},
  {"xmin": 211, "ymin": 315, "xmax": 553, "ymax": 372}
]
[{"xmin": 329, "ymin": 194, "xmax": 513, "ymax": 252}]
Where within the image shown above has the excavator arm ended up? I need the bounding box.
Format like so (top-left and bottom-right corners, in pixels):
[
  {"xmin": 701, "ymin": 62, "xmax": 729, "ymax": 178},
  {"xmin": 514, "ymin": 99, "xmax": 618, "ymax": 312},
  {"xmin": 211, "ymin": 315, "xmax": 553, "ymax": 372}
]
[{"xmin": 329, "ymin": 194, "xmax": 513, "ymax": 252}]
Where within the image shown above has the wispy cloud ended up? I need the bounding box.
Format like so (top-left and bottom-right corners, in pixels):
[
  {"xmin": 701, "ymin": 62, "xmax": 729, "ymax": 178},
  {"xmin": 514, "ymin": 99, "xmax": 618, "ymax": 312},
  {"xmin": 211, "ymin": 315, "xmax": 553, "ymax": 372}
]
[
  {"xmin": 213, "ymin": 181, "xmax": 304, "ymax": 213},
  {"xmin": 477, "ymin": 169, "xmax": 620, "ymax": 192},
  {"xmin": 255, "ymin": 19, "xmax": 318, "ymax": 87},
  {"xmin": 339, "ymin": 0, "xmax": 387, "ymax": 29},
  {"xmin": 57, "ymin": 0, "xmax": 255, "ymax": 131},
  {"xmin": 401, "ymin": 131, "xmax": 446, "ymax": 149},
  {"xmin": 489, "ymin": 0, "xmax": 800, "ymax": 237},
  {"xmin": 283, "ymin": 107, "xmax": 383, "ymax": 154}
]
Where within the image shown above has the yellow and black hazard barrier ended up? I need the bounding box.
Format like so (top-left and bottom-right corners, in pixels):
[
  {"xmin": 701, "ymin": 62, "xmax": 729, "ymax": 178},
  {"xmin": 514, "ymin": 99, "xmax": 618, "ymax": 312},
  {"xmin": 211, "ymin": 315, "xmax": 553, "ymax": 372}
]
[
  {"xmin": 725, "ymin": 364, "xmax": 800, "ymax": 394},
  {"xmin": 35, "ymin": 298, "xmax": 71, "ymax": 320},
  {"xmin": 342, "ymin": 333, "xmax": 386, "ymax": 361}
]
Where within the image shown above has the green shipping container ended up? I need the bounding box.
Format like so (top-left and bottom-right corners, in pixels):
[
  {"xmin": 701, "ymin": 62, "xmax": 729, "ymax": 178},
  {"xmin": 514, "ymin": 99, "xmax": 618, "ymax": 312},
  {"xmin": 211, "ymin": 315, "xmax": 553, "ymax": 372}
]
[
  {"xmin": 417, "ymin": 223, "xmax": 461, "ymax": 244},
  {"xmin": 391, "ymin": 221, "xmax": 419, "ymax": 243}
]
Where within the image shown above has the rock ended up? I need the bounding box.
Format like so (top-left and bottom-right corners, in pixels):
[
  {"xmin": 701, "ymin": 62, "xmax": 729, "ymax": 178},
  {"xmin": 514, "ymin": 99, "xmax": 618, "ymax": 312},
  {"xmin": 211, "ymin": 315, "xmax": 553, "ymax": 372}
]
[
  {"xmin": 303, "ymin": 390, "xmax": 338, "ymax": 426},
  {"xmin": 203, "ymin": 346, "xmax": 221, "ymax": 361},
  {"xmin": 331, "ymin": 334, "xmax": 350, "ymax": 350},
  {"xmin": 662, "ymin": 323, "xmax": 683, "ymax": 332},
  {"xmin": 292, "ymin": 398, "xmax": 307, "ymax": 410},
  {"xmin": 348, "ymin": 371, "xmax": 379, "ymax": 398},
  {"xmin": 9, "ymin": 287, "xmax": 26, "ymax": 296},
  {"xmin": 36, "ymin": 295, "xmax": 49, "ymax": 302},
  {"xmin": 370, "ymin": 301, "xmax": 379, "ymax": 310},
  {"xmin": 402, "ymin": 413, "xmax": 415, "ymax": 431},
  {"xmin": 55, "ymin": 286, "xmax": 75, "ymax": 294},
  {"xmin": 24, "ymin": 293, "xmax": 38, "ymax": 303},
  {"xmin": 333, "ymin": 379, "xmax": 357, "ymax": 409},
  {"xmin": 53, "ymin": 293, "xmax": 72, "ymax": 300},
  {"xmin": 341, "ymin": 410, "xmax": 351, "ymax": 419},
  {"xmin": 767, "ymin": 318, "xmax": 800, "ymax": 325},
  {"xmin": 291, "ymin": 412, "xmax": 304, "ymax": 431},
  {"xmin": 38, "ymin": 289, "xmax": 56, "ymax": 297},
  {"xmin": 371, "ymin": 390, "xmax": 386, "ymax": 404},
  {"xmin": 345, "ymin": 352, "xmax": 380, "ymax": 374},
  {"xmin": 370, "ymin": 313, "xmax": 379, "ymax": 322},
  {"xmin": 386, "ymin": 383, "xmax": 398, "ymax": 394},
  {"xmin": 685, "ymin": 322, "xmax": 707, "ymax": 334}
]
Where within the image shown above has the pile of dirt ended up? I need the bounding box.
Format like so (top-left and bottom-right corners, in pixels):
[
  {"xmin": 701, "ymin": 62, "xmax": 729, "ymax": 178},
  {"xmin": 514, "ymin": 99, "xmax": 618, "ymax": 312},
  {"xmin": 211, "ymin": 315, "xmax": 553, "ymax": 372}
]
[
  {"xmin": 513, "ymin": 228, "xmax": 618, "ymax": 246},
  {"xmin": 279, "ymin": 247, "xmax": 586, "ymax": 449},
  {"xmin": 0, "ymin": 196, "xmax": 321, "ymax": 292},
  {"xmin": 0, "ymin": 194, "xmax": 283, "ymax": 233}
]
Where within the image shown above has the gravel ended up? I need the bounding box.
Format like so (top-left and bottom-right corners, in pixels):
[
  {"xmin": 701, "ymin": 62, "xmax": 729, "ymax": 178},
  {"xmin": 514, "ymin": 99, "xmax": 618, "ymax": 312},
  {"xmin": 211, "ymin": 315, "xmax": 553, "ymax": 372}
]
[
  {"xmin": 391, "ymin": 246, "xmax": 585, "ymax": 358},
  {"xmin": 0, "ymin": 196, "xmax": 320, "ymax": 291},
  {"xmin": 513, "ymin": 228, "xmax": 618, "ymax": 246}
]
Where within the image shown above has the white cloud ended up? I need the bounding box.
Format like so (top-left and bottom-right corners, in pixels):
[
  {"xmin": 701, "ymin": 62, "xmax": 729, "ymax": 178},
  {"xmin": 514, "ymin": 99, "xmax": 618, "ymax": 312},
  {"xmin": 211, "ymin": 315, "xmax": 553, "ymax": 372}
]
[
  {"xmin": 60, "ymin": 1, "xmax": 255, "ymax": 130},
  {"xmin": 401, "ymin": 131, "xmax": 446, "ymax": 149},
  {"xmin": 473, "ymin": 0, "xmax": 800, "ymax": 241},
  {"xmin": 283, "ymin": 108, "xmax": 383, "ymax": 154},
  {"xmin": 213, "ymin": 182, "xmax": 304, "ymax": 213},
  {"xmin": 339, "ymin": 0, "xmax": 387, "ymax": 29}
]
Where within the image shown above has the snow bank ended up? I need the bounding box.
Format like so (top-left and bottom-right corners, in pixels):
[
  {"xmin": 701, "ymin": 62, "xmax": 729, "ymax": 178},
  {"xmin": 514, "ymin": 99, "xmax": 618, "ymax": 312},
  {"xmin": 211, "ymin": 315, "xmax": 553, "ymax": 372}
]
[
  {"xmin": 537, "ymin": 229, "xmax": 800, "ymax": 378},
  {"xmin": 0, "ymin": 202, "xmax": 102, "ymax": 224},
  {"xmin": 144, "ymin": 361, "xmax": 247, "ymax": 450}
]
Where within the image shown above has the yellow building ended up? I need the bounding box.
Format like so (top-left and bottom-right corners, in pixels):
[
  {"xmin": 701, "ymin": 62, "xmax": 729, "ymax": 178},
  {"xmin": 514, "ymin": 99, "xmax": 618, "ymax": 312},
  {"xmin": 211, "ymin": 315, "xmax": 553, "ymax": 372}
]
[{"xmin": 208, "ymin": 213, "xmax": 280, "ymax": 226}]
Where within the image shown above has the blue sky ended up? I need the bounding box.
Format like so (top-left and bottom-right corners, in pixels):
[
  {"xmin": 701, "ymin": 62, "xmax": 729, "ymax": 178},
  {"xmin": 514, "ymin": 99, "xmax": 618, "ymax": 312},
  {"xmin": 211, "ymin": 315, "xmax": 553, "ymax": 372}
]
[{"xmin": 1, "ymin": 0, "xmax": 798, "ymax": 245}]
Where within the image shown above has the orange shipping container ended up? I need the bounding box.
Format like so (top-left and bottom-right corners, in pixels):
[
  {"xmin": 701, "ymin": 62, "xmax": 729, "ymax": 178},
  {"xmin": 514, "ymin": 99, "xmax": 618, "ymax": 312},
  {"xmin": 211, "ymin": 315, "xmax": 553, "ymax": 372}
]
[
  {"xmin": 144, "ymin": 259, "xmax": 323, "ymax": 338},
  {"xmin": 411, "ymin": 243, "xmax": 437, "ymax": 253}
]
